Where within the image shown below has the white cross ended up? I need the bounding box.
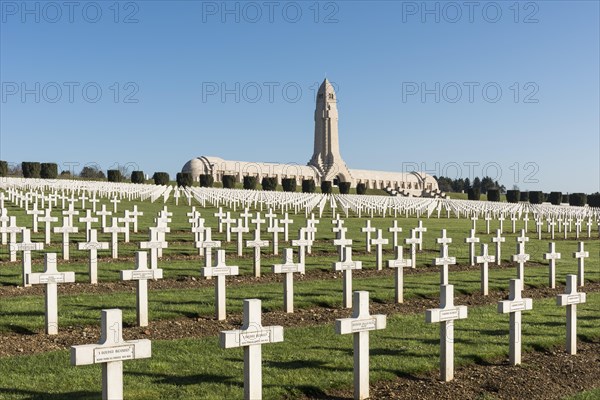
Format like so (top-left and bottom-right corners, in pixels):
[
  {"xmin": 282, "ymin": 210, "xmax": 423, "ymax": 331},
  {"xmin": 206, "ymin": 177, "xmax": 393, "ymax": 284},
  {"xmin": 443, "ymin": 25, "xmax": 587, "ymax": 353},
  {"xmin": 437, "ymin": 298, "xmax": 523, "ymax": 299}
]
[
  {"xmin": 470, "ymin": 215, "xmax": 478, "ymax": 231},
  {"xmin": 140, "ymin": 228, "xmax": 168, "ymax": 270},
  {"xmin": 110, "ymin": 196, "xmax": 121, "ymax": 213},
  {"xmin": 96, "ymin": 204, "xmax": 112, "ymax": 229},
  {"xmin": 120, "ymin": 251, "xmax": 163, "ymax": 326},
  {"xmin": 535, "ymin": 219, "xmax": 544, "ymax": 240},
  {"xmin": 476, "ymin": 243, "xmax": 495, "ymax": 296},
  {"xmin": 5, "ymin": 217, "xmax": 21, "ymax": 262},
  {"xmin": 414, "ymin": 220, "xmax": 428, "ymax": 251},
  {"xmin": 239, "ymin": 208, "xmax": 252, "ymax": 229},
  {"xmin": 71, "ymin": 309, "xmax": 152, "ymax": 400},
  {"xmin": 388, "ymin": 220, "xmax": 403, "ymax": 248},
  {"xmin": 497, "ymin": 279, "xmax": 532, "ymax": 365},
  {"xmin": 371, "ymin": 229, "xmax": 389, "ymax": 270},
  {"xmin": 267, "ymin": 220, "xmax": 285, "ymax": 255},
  {"xmin": 265, "ymin": 208, "xmax": 277, "ymax": 228},
  {"xmin": 38, "ymin": 208, "xmax": 58, "ymax": 244},
  {"xmin": 484, "ymin": 213, "xmax": 492, "ymax": 234},
  {"xmin": 272, "ymin": 248, "xmax": 305, "ymax": 313},
  {"xmin": 251, "ymin": 212, "xmax": 266, "ymax": 233},
  {"xmin": 129, "ymin": 205, "xmax": 144, "ymax": 233},
  {"xmin": 291, "ymin": 228, "xmax": 310, "ymax": 265},
  {"xmin": 557, "ymin": 275, "xmax": 586, "ymax": 355},
  {"xmin": 14, "ymin": 229, "xmax": 44, "ymax": 287},
  {"xmin": 89, "ymin": 195, "xmax": 100, "ymax": 213},
  {"xmin": 53, "ymin": 217, "xmax": 78, "ymax": 260},
  {"xmin": 77, "ymin": 229, "xmax": 109, "ymax": 284},
  {"xmin": 79, "ymin": 192, "xmax": 89, "ymax": 209},
  {"xmin": 573, "ymin": 242, "xmax": 589, "ymax": 287},
  {"xmin": 62, "ymin": 203, "xmax": 80, "ymax": 227},
  {"xmin": 361, "ymin": 220, "xmax": 376, "ymax": 253},
  {"xmin": 231, "ymin": 219, "xmax": 249, "ymax": 257},
  {"xmin": 333, "ymin": 228, "xmax": 352, "ymax": 259},
  {"xmin": 388, "ymin": 246, "xmax": 412, "ymax": 303},
  {"xmin": 510, "ymin": 213, "xmax": 518, "ymax": 233},
  {"xmin": 196, "ymin": 228, "xmax": 221, "ymax": 269},
  {"xmin": 404, "ymin": 229, "xmax": 421, "ymax": 269},
  {"xmin": 26, "ymin": 203, "xmax": 44, "ymax": 233},
  {"xmin": 434, "ymin": 231, "xmax": 456, "ymax": 285},
  {"xmin": 28, "ymin": 253, "xmax": 75, "ymax": 335},
  {"xmin": 219, "ymin": 299, "xmax": 284, "ymax": 400},
  {"xmin": 492, "ymin": 228, "xmax": 505, "ymax": 266},
  {"xmin": 332, "ymin": 247, "xmax": 362, "ymax": 308},
  {"xmin": 425, "ymin": 284, "xmax": 468, "ymax": 382},
  {"xmin": 79, "ymin": 209, "xmax": 98, "ymax": 241},
  {"xmin": 512, "ymin": 233, "xmax": 530, "ymax": 283},
  {"xmin": 543, "ymin": 242, "xmax": 561, "ymax": 288},
  {"xmin": 214, "ymin": 207, "xmax": 226, "ymax": 233},
  {"xmin": 117, "ymin": 211, "xmax": 135, "ymax": 243},
  {"xmin": 280, "ymin": 213, "xmax": 293, "ymax": 242},
  {"xmin": 246, "ymin": 229, "xmax": 269, "ymax": 277},
  {"xmin": 203, "ymin": 249, "xmax": 239, "ymax": 320},
  {"xmin": 335, "ymin": 291, "xmax": 386, "ymax": 400},
  {"xmin": 103, "ymin": 218, "xmax": 127, "ymax": 259},
  {"xmin": 464, "ymin": 229, "xmax": 480, "ymax": 266}
]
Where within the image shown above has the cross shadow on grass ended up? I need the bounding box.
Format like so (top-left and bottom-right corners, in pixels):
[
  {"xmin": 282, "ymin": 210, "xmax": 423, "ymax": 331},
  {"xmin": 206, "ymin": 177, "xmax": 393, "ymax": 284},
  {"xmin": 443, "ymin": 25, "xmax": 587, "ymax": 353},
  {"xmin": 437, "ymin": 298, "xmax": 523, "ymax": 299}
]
[
  {"xmin": 264, "ymin": 358, "xmax": 351, "ymax": 373},
  {"xmin": 127, "ymin": 371, "xmax": 240, "ymax": 387},
  {"xmin": 1, "ymin": 325, "xmax": 37, "ymax": 335},
  {"xmin": 0, "ymin": 388, "xmax": 98, "ymax": 400}
]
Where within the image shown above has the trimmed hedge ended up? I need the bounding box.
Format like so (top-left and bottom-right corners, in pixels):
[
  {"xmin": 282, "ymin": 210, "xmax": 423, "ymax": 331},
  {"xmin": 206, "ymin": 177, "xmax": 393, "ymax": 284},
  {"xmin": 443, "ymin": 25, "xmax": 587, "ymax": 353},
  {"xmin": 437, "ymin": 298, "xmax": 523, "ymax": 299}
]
[
  {"xmin": 339, "ymin": 182, "xmax": 351, "ymax": 195},
  {"xmin": 261, "ymin": 177, "xmax": 277, "ymax": 191},
  {"xmin": 0, "ymin": 161, "xmax": 7, "ymax": 177},
  {"xmin": 40, "ymin": 163, "xmax": 58, "ymax": 179},
  {"xmin": 22, "ymin": 162, "xmax": 41, "ymax": 178},
  {"xmin": 282, "ymin": 178, "xmax": 297, "ymax": 192},
  {"xmin": 519, "ymin": 192, "xmax": 529, "ymax": 202},
  {"xmin": 529, "ymin": 191, "xmax": 543, "ymax": 204},
  {"xmin": 302, "ymin": 179, "xmax": 316, "ymax": 193},
  {"xmin": 356, "ymin": 183, "xmax": 367, "ymax": 195},
  {"xmin": 587, "ymin": 193, "xmax": 600, "ymax": 207},
  {"xmin": 200, "ymin": 174, "xmax": 214, "ymax": 188},
  {"xmin": 561, "ymin": 194, "xmax": 570, "ymax": 204},
  {"xmin": 153, "ymin": 172, "xmax": 170, "ymax": 185},
  {"xmin": 487, "ymin": 189, "xmax": 500, "ymax": 202},
  {"xmin": 569, "ymin": 193, "xmax": 587, "ymax": 207},
  {"xmin": 467, "ymin": 188, "xmax": 481, "ymax": 201},
  {"xmin": 548, "ymin": 192, "xmax": 562, "ymax": 205},
  {"xmin": 243, "ymin": 176, "xmax": 257, "ymax": 190},
  {"xmin": 321, "ymin": 181, "xmax": 332, "ymax": 194},
  {"xmin": 131, "ymin": 171, "xmax": 145, "ymax": 184},
  {"xmin": 222, "ymin": 175, "xmax": 236, "ymax": 189},
  {"xmin": 177, "ymin": 172, "xmax": 193, "ymax": 187},
  {"xmin": 107, "ymin": 170, "xmax": 123, "ymax": 183},
  {"xmin": 505, "ymin": 190, "xmax": 520, "ymax": 203}
]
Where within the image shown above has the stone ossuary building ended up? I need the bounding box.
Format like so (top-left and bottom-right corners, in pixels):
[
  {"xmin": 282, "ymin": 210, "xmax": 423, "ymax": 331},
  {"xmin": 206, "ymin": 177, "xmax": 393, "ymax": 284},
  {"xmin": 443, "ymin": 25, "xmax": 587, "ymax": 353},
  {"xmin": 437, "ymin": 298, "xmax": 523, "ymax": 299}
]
[{"xmin": 183, "ymin": 79, "xmax": 442, "ymax": 197}]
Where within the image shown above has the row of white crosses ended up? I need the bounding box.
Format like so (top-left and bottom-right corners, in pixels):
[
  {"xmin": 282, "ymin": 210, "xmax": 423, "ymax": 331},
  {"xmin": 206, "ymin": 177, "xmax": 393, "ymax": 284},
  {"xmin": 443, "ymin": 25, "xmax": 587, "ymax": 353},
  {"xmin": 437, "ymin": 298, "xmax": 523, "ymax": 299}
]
[
  {"xmin": 63, "ymin": 265, "xmax": 592, "ymax": 400},
  {"xmin": 220, "ymin": 290, "xmax": 386, "ymax": 400}
]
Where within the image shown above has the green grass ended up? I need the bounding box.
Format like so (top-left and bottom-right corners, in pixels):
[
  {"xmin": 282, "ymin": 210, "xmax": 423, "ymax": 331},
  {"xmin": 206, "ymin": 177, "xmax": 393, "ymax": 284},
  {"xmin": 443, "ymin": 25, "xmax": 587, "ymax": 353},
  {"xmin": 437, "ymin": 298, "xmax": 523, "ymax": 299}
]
[
  {"xmin": 1, "ymin": 190, "xmax": 598, "ymax": 399},
  {"xmin": 1, "ymin": 293, "xmax": 599, "ymax": 399}
]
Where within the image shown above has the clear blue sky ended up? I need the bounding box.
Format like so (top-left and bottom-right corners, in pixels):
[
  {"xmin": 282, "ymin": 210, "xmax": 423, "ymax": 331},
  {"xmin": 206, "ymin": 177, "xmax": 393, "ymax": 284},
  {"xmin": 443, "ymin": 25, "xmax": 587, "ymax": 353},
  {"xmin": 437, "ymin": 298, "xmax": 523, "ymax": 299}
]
[{"xmin": 1, "ymin": 0, "xmax": 598, "ymax": 193}]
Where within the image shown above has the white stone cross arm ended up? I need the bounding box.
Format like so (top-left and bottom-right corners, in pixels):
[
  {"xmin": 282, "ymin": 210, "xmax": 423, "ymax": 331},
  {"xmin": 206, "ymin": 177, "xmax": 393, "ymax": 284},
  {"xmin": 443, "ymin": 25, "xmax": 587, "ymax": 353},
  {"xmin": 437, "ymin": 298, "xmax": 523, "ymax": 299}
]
[
  {"xmin": 71, "ymin": 309, "xmax": 151, "ymax": 399},
  {"xmin": 273, "ymin": 248, "xmax": 304, "ymax": 274},
  {"xmin": 557, "ymin": 275, "xmax": 586, "ymax": 307},
  {"xmin": 498, "ymin": 279, "xmax": 532, "ymax": 314},
  {"xmin": 335, "ymin": 291, "xmax": 386, "ymax": 335},
  {"xmin": 220, "ymin": 299, "xmax": 284, "ymax": 349},
  {"xmin": 203, "ymin": 249, "xmax": 240, "ymax": 278},
  {"xmin": 71, "ymin": 309, "xmax": 151, "ymax": 365},
  {"xmin": 425, "ymin": 285, "xmax": 468, "ymax": 324}
]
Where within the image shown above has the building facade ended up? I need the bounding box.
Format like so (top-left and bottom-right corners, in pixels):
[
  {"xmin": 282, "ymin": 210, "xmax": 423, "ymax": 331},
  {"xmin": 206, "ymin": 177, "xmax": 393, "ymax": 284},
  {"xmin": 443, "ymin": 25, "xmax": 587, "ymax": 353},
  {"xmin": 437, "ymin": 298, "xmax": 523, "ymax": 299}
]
[{"xmin": 183, "ymin": 79, "xmax": 441, "ymax": 197}]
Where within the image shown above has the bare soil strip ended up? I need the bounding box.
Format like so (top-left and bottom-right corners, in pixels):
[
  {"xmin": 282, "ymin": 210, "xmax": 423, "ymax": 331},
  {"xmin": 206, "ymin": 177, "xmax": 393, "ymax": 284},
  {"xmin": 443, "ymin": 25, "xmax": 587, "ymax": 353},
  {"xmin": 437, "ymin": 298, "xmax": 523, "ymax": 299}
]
[{"xmin": 2, "ymin": 281, "xmax": 600, "ymax": 358}]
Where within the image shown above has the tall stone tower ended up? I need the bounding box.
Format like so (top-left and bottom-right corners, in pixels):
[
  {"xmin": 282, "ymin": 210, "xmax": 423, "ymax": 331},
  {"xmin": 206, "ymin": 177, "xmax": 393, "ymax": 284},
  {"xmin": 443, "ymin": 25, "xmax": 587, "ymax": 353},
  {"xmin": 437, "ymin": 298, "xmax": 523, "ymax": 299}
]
[{"xmin": 308, "ymin": 79, "xmax": 352, "ymax": 182}]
